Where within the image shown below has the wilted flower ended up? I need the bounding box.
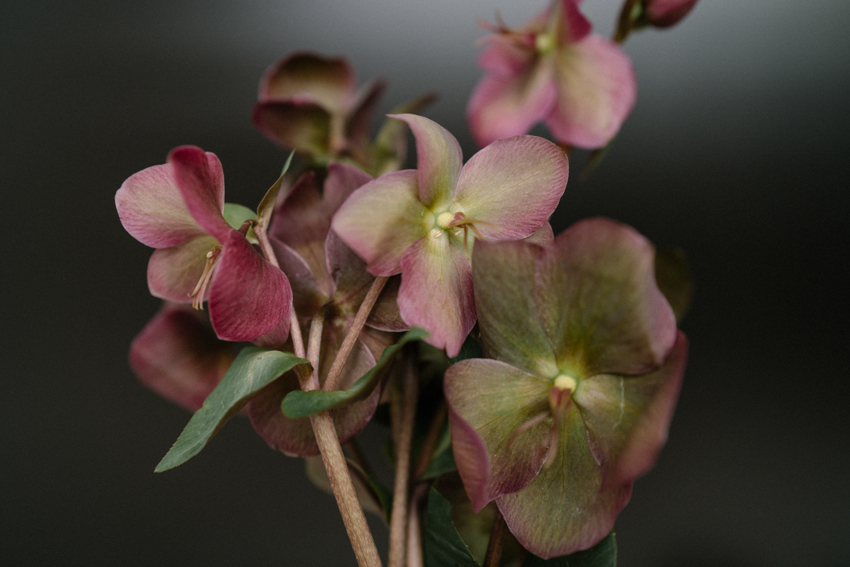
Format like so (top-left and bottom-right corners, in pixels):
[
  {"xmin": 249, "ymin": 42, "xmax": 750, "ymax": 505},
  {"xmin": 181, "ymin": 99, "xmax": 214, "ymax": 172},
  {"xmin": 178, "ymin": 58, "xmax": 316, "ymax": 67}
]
[
  {"xmin": 115, "ymin": 146, "xmax": 292, "ymax": 342},
  {"xmin": 444, "ymin": 218, "xmax": 687, "ymax": 558},
  {"xmin": 468, "ymin": 0, "xmax": 636, "ymax": 149},
  {"xmin": 332, "ymin": 114, "xmax": 568, "ymax": 356}
]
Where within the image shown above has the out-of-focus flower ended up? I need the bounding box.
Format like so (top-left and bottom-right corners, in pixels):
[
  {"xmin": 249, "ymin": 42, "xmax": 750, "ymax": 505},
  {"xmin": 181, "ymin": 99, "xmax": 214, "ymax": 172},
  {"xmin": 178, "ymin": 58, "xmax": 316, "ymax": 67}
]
[
  {"xmin": 468, "ymin": 0, "xmax": 636, "ymax": 149},
  {"xmin": 332, "ymin": 114, "xmax": 568, "ymax": 356},
  {"xmin": 116, "ymin": 146, "xmax": 291, "ymax": 342},
  {"xmin": 444, "ymin": 218, "xmax": 687, "ymax": 558},
  {"xmin": 643, "ymin": 0, "xmax": 698, "ymax": 28}
]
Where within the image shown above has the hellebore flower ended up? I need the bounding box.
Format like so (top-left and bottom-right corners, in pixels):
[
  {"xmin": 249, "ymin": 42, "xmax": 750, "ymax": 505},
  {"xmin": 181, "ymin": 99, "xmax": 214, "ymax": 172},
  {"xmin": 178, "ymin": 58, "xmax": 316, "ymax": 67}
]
[
  {"xmin": 116, "ymin": 146, "xmax": 292, "ymax": 342},
  {"xmin": 247, "ymin": 163, "xmax": 404, "ymax": 456},
  {"xmin": 444, "ymin": 218, "xmax": 687, "ymax": 558},
  {"xmin": 468, "ymin": 0, "xmax": 637, "ymax": 149},
  {"xmin": 643, "ymin": 0, "xmax": 698, "ymax": 28},
  {"xmin": 331, "ymin": 114, "xmax": 568, "ymax": 357}
]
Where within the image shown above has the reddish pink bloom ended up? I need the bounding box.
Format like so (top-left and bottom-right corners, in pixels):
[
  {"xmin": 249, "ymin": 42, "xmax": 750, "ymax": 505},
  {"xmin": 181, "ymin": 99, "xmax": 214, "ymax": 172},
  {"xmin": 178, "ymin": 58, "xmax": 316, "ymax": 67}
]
[{"xmin": 644, "ymin": 0, "xmax": 698, "ymax": 28}]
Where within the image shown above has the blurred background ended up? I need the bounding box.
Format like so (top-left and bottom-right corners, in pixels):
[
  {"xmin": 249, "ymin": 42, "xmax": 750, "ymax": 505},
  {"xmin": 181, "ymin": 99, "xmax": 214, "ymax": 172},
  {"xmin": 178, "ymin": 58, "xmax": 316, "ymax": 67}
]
[{"xmin": 2, "ymin": 0, "xmax": 848, "ymax": 565}]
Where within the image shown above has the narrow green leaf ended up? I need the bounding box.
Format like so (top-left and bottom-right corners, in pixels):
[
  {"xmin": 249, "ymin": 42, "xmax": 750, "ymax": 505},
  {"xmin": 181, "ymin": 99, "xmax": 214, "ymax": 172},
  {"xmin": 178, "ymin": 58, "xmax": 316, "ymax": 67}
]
[
  {"xmin": 423, "ymin": 487, "xmax": 480, "ymax": 567},
  {"xmin": 523, "ymin": 532, "xmax": 617, "ymax": 567},
  {"xmin": 155, "ymin": 347, "xmax": 309, "ymax": 472},
  {"xmin": 222, "ymin": 202, "xmax": 259, "ymax": 243},
  {"xmin": 257, "ymin": 150, "xmax": 295, "ymax": 228},
  {"xmin": 281, "ymin": 328, "xmax": 428, "ymax": 419}
]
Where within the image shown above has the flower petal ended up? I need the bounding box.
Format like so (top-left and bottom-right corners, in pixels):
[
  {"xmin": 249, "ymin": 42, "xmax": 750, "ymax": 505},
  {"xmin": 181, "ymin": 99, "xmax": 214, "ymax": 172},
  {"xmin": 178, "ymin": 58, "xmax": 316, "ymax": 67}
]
[
  {"xmin": 388, "ymin": 114, "xmax": 462, "ymax": 210},
  {"xmin": 555, "ymin": 0, "xmax": 592, "ymax": 44},
  {"xmin": 168, "ymin": 146, "xmax": 232, "ymax": 242},
  {"xmin": 478, "ymin": 36, "xmax": 536, "ymax": 78},
  {"xmin": 546, "ymin": 35, "xmax": 636, "ymax": 148},
  {"xmin": 645, "ymin": 0, "xmax": 698, "ymax": 28},
  {"xmin": 116, "ymin": 163, "xmax": 205, "ymax": 248},
  {"xmin": 524, "ymin": 222, "xmax": 554, "ymax": 246},
  {"xmin": 445, "ymin": 359, "xmax": 552, "ymax": 512},
  {"xmin": 258, "ymin": 52, "xmax": 356, "ymax": 114},
  {"xmin": 129, "ymin": 304, "xmax": 235, "ymax": 411},
  {"xmin": 473, "ymin": 239, "xmax": 558, "ymax": 378},
  {"xmin": 251, "ymin": 101, "xmax": 331, "ymax": 157},
  {"xmin": 323, "ymin": 162, "xmax": 374, "ymax": 218},
  {"xmin": 398, "ymin": 235, "xmax": 475, "ymax": 357},
  {"xmin": 331, "ymin": 169, "xmax": 427, "ymax": 276},
  {"xmin": 496, "ymin": 404, "xmax": 633, "ymax": 558},
  {"xmin": 454, "ymin": 135, "xmax": 567, "ymax": 240},
  {"xmin": 271, "ymin": 237, "xmax": 328, "ymax": 319},
  {"xmin": 576, "ymin": 332, "xmax": 687, "ymax": 488},
  {"xmin": 346, "ymin": 79, "xmax": 386, "ymax": 155},
  {"xmin": 534, "ymin": 218, "xmax": 677, "ymax": 377},
  {"xmin": 208, "ymin": 229, "xmax": 291, "ymax": 342},
  {"xmin": 270, "ymin": 170, "xmax": 327, "ymax": 250},
  {"xmin": 147, "ymin": 235, "xmax": 219, "ymax": 302}
]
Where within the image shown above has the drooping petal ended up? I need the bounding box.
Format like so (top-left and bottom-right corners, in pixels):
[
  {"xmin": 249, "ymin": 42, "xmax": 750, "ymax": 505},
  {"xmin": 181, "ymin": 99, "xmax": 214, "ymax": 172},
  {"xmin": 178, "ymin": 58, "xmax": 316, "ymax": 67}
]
[
  {"xmin": 258, "ymin": 52, "xmax": 356, "ymax": 114},
  {"xmin": 554, "ymin": 0, "xmax": 592, "ymax": 44},
  {"xmin": 271, "ymin": 237, "xmax": 328, "ymax": 319},
  {"xmin": 147, "ymin": 234, "xmax": 219, "ymax": 302},
  {"xmin": 473, "ymin": 240, "xmax": 558, "ymax": 378},
  {"xmin": 129, "ymin": 304, "xmax": 235, "ymax": 411},
  {"xmin": 251, "ymin": 101, "xmax": 331, "ymax": 157},
  {"xmin": 168, "ymin": 146, "xmax": 232, "ymax": 243},
  {"xmin": 576, "ymin": 332, "xmax": 687, "ymax": 488},
  {"xmin": 496, "ymin": 404, "xmax": 633, "ymax": 558},
  {"xmin": 116, "ymin": 163, "xmax": 205, "ymax": 248},
  {"xmin": 645, "ymin": 0, "xmax": 698, "ymax": 28},
  {"xmin": 388, "ymin": 114, "xmax": 462, "ymax": 211},
  {"xmin": 331, "ymin": 169, "xmax": 428, "ymax": 276},
  {"xmin": 208, "ymin": 230, "xmax": 291, "ymax": 342},
  {"xmin": 534, "ymin": 218, "xmax": 677, "ymax": 377},
  {"xmin": 546, "ymin": 35, "xmax": 637, "ymax": 148},
  {"xmin": 346, "ymin": 80, "xmax": 386, "ymax": 154},
  {"xmin": 445, "ymin": 359, "xmax": 552, "ymax": 512},
  {"xmin": 467, "ymin": 59, "xmax": 558, "ymax": 147},
  {"xmin": 322, "ymin": 162, "xmax": 373, "ymax": 218},
  {"xmin": 397, "ymin": 235, "xmax": 475, "ymax": 357},
  {"xmin": 454, "ymin": 135, "xmax": 567, "ymax": 240},
  {"xmin": 270, "ymin": 171, "xmax": 327, "ymax": 249}
]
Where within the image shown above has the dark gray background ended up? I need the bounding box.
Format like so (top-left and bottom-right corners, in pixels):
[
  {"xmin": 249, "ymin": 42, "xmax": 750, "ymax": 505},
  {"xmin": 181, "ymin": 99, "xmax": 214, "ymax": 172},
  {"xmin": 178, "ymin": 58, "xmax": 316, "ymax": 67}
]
[{"xmin": 2, "ymin": 0, "xmax": 848, "ymax": 565}]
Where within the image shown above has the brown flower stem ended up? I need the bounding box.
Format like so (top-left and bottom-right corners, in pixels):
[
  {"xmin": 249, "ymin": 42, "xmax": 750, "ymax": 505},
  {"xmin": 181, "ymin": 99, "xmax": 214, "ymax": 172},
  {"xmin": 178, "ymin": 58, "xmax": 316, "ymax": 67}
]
[
  {"xmin": 406, "ymin": 483, "xmax": 429, "ymax": 567},
  {"xmin": 413, "ymin": 402, "xmax": 447, "ymax": 479},
  {"xmin": 483, "ymin": 507, "xmax": 507, "ymax": 567},
  {"xmin": 388, "ymin": 358, "xmax": 418, "ymax": 567},
  {"xmin": 323, "ymin": 276, "xmax": 388, "ymax": 392},
  {"xmin": 614, "ymin": 0, "xmax": 642, "ymax": 43}
]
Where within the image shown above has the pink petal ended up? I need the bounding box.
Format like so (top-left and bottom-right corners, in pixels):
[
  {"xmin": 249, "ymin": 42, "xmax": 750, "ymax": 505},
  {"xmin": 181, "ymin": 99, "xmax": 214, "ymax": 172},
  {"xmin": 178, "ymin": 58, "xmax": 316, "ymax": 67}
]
[
  {"xmin": 467, "ymin": 59, "xmax": 557, "ymax": 147},
  {"xmin": 208, "ymin": 229, "xmax": 291, "ymax": 342},
  {"xmin": 129, "ymin": 304, "xmax": 235, "ymax": 411},
  {"xmin": 445, "ymin": 359, "xmax": 553, "ymax": 511},
  {"xmin": 323, "ymin": 162, "xmax": 374, "ymax": 218},
  {"xmin": 546, "ymin": 35, "xmax": 637, "ymax": 148},
  {"xmin": 524, "ymin": 222, "xmax": 554, "ymax": 246},
  {"xmin": 454, "ymin": 135, "xmax": 567, "ymax": 240},
  {"xmin": 271, "ymin": 237, "xmax": 329, "ymax": 319},
  {"xmin": 270, "ymin": 171, "xmax": 327, "ymax": 250},
  {"xmin": 398, "ymin": 235, "xmax": 475, "ymax": 357},
  {"xmin": 346, "ymin": 79, "xmax": 386, "ymax": 152},
  {"xmin": 555, "ymin": 0, "xmax": 592, "ymax": 44},
  {"xmin": 147, "ymin": 235, "xmax": 219, "ymax": 302},
  {"xmin": 478, "ymin": 36, "xmax": 536, "ymax": 78},
  {"xmin": 251, "ymin": 101, "xmax": 331, "ymax": 157},
  {"xmin": 116, "ymin": 163, "xmax": 205, "ymax": 248},
  {"xmin": 331, "ymin": 170, "xmax": 427, "ymax": 276},
  {"xmin": 534, "ymin": 218, "xmax": 677, "ymax": 377},
  {"xmin": 258, "ymin": 52, "xmax": 356, "ymax": 115},
  {"xmin": 168, "ymin": 146, "xmax": 232, "ymax": 243},
  {"xmin": 646, "ymin": 0, "xmax": 698, "ymax": 27},
  {"xmin": 388, "ymin": 114, "xmax": 462, "ymax": 210}
]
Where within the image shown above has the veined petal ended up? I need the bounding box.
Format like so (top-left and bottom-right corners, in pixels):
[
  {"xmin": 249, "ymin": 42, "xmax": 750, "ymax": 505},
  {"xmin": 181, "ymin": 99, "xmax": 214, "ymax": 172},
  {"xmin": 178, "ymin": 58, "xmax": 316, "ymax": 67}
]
[
  {"xmin": 116, "ymin": 163, "xmax": 205, "ymax": 248},
  {"xmin": 496, "ymin": 404, "xmax": 633, "ymax": 558},
  {"xmin": 398, "ymin": 235, "xmax": 475, "ymax": 357},
  {"xmin": 445, "ymin": 359, "xmax": 552, "ymax": 512},
  {"xmin": 576, "ymin": 332, "xmax": 687, "ymax": 488},
  {"xmin": 129, "ymin": 304, "xmax": 235, "ymax": 411},
  {"xmin": 546, "ymin": 35, "xmax": 637, "ymax": 149},
  {"xmin": 252, "ymin": 101, "xmax": 331, "ymax": 157},
  {"xmin": 147, "ymin": 235, "xmax": 218, "ymax": 302},
  {"xmin": 388, "ymin": 114, "xmax": 462, "ymax": 210},
  {"xmin": 534, "ymin": 218, "xmax": 677, "ymax": 377},
  {"xmin": 208, "ymin": 230, "xmax": 291, "ymax": 342},
  {"xmin": 467, "ymin": 58, "xmax": 558, "ymax": 147},
  {"xmin": 258, "ymin": 52, "xmax": 356, "ymax": 114},
  {"xmin": 473, "ymin": 240, "xmax": 558, "ymax": 378},
  {"xmin": 168, "ymin": 146, "xmax": 232, "ymax": 243},
  {"xmin": 454, "ymin": 136, "xmax": 567, "ymax": 240},
  {"xmin": 331, "ymin": 170, "xmax": 427, "ymax": 276}
]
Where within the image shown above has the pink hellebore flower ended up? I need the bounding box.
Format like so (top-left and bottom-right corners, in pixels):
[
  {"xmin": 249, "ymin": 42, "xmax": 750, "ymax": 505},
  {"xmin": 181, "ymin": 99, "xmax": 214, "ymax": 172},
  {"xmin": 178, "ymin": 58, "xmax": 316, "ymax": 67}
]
[
  {"xmin": 116, "ymin": 146, "xmax": 292, "ymax": 342},
  {"xmin": 644, "ymin": 0, "xmax": 698, "ymax": 28},
  {"xmin": 331, "ymin": 114, "xmax": 568, "ymax": 357},
  {"xmin": 468, "ymin": 0, "xmax": 637, "ymax": 149},
  {"xmin": 444, "ymin": 218, "xmax": 687, "ymax": 558}
]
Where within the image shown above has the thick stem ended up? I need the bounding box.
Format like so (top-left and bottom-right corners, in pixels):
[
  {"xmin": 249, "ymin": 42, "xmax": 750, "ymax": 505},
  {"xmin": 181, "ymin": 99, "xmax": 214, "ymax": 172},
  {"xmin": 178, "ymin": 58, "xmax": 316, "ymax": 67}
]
[
  {"xmin": 483, "ymin": 507, "xmax": 507, "ymax": 567},
  {"xmin": 323, "ymin": 276, "xmax": 388, "ymax": 392},
  {"xmin": 388, "ymin": 358, "xmax": 418, "ymax": 567},
  {"xmin": 406, "ymin": 483, "xmax": 428, "ymax": 567}
]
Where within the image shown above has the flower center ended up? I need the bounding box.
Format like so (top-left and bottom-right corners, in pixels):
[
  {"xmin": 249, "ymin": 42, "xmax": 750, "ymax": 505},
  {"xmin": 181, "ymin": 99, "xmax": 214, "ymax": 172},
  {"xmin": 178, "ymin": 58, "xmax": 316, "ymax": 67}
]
[
  {"xmin": 535, "ymin": 32, "xmax": 555, "ymax": 55},
  {"xmin": 190, "ymin": 246, "xmax": 222, "ymax": 310},
  {"xmin": 553, "ymin": 374, "xmax": 577, "ymax": 391}
]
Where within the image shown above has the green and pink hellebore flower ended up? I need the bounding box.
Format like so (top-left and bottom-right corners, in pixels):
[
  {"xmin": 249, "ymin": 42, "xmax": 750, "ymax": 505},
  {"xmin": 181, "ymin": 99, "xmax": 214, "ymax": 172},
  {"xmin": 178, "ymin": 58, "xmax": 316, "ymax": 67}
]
[
  {"xmin": 332, "ymin": 113, "xmax": 569, "ymax": 357},
  {"xmin": 444, "ymin": 218, "xmax": 687, "ymax": 558},
  {"xmin": 468, "ymin": 0, "xmax": 636, "ymax": 149},
  {"xmin": 116, "ymin": 146, "xmax": 292, "ymax": 342}
]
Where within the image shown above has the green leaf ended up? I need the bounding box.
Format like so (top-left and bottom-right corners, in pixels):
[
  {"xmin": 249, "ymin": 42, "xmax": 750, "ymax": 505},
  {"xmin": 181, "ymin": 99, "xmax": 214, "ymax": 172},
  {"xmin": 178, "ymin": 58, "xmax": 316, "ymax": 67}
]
[
  {"xmin": 423, "ymin": 487, "xmax": 480, "ymax": 567},
  {"xmin": 522, "ymin": 532, "xmax": 617, "ymax": 567},
  {"xmin": 223, "ymin": 202, "xmax": 259, "ymax": 244},
  {"xmin": 281, "ymin": 328, "xmax": 428, "ymax": 419},
  {"xmin": 257, "ymin": 151, "xmax": 295, "ymax": 229},
  {"xmin": 155, "ymin": 347, "xmax": 309, "ymax": 472}
]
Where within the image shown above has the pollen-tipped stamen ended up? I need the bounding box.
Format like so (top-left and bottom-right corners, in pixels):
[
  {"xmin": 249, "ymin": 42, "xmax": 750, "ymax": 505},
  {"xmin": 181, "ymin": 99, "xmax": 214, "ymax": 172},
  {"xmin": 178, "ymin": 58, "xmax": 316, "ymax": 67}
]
[{"xmin": 190, "ymin": 246, "xmax": 222, "ymax": 310}]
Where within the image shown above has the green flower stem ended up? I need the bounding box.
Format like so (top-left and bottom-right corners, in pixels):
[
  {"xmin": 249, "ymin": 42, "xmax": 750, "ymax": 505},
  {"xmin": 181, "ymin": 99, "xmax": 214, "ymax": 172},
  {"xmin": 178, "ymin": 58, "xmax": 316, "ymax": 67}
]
[
  {"xmin": 614, "ymin": 0, "xmax": 642, "ymax": 42},
  {"xmin": 389, "ymin": 358, "xmax": 418, "ymax": 567},
  {"xmin": 483, "ymin": 507, "xmax": 507, "ymax": 567},
  {"xmin": 323, "ymin": 276, "xmax": 388, "ymax": 392}
]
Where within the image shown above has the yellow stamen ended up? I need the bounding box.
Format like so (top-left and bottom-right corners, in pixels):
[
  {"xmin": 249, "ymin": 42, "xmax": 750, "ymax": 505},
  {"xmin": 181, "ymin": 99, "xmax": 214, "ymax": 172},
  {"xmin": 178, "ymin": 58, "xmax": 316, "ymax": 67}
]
[
  {"xmin": 553, "ymin": 374, "xmax": 577, "ymax": 391},
  {"xmin": 190, "ymin": 246, "xmax": 222, "ymax": 310}
]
